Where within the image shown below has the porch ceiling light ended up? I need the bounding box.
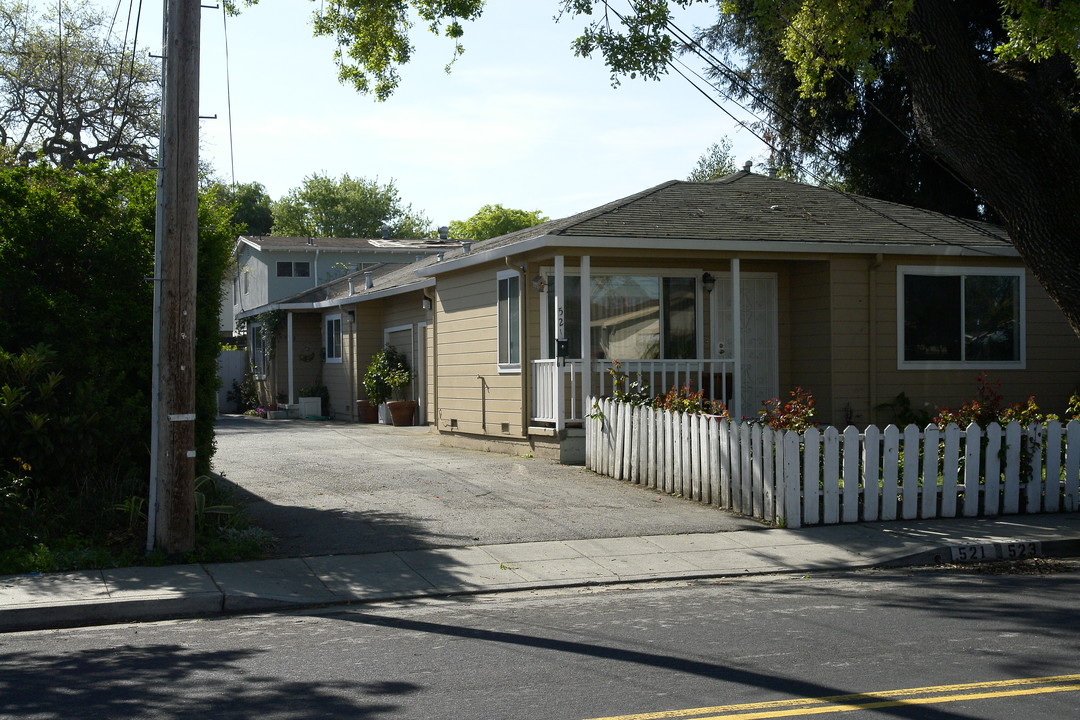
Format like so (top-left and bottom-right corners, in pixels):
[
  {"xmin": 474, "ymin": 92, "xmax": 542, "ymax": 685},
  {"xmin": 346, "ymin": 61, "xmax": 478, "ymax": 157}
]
[
  {"xmin": 702, "ymin": 272, "xmax": 716, "ymax": 293},
  {"xmin": 531, "ymin": 274, "xmax": 547, "ymax": 293}
]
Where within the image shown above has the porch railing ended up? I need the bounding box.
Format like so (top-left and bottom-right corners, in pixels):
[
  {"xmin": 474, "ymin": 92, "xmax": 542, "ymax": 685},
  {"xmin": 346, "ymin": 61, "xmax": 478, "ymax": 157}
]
[{"xmin": 531, "ymin": 358, "xmax": 735, "ymax": 425}]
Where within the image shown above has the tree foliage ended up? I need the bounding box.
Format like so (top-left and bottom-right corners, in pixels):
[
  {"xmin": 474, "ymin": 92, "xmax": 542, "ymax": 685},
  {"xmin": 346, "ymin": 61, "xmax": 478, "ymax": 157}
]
[
  {"xmin": 0, "ymin": 164, "xmax": 237, "ymax": 560},
  {"xmin": 448, "ymin": 203, "xmax": 548, "ymax": 241},
  {"xmin": 271, "ymin": 172, "xmax": 431, "ymax": 238},
  {"xmin": 686, "ymin": 137, "xmax": 738, "ymax": 182},
  {"xmin": 214, "ymin": 181, "xmax": 274, "ymax": 236},
  {"xmin": 0, "ymin": 1, "xmax": 160, "ymax": 168}
]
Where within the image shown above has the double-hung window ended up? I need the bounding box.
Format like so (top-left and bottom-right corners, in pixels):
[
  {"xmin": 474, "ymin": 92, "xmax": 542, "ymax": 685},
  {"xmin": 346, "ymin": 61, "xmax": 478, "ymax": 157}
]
[
  {"xmin": 497, "ymin": 271, "xmax": 520, "ymax": 372},
  {"xmin": 898, "ymin": 266, "xmax": 1024, "ymax": 368},
  {"xmin": 325, "ymin": 314, "xmax": 342, "ymax": 363}
]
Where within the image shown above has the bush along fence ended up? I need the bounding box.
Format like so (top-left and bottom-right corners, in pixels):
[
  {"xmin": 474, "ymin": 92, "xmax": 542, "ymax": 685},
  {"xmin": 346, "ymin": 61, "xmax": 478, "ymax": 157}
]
[{"xmin": 585, "ymin": 397, "xmax": 1080, "ymax": 528}]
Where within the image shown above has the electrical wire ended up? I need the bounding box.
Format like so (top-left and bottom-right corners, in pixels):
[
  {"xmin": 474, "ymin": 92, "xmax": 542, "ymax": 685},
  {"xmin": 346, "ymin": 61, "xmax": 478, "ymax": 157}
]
[{"xmin": 222, "ymin": 2, "xmax": 236, "ymax": 184}]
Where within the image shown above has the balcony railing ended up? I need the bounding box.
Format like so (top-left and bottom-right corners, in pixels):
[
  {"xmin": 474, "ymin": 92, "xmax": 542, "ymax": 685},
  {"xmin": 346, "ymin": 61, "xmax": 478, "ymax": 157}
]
[{"xmin": 531, "ymin": 358, "xmax": 735, "ymax": 424}]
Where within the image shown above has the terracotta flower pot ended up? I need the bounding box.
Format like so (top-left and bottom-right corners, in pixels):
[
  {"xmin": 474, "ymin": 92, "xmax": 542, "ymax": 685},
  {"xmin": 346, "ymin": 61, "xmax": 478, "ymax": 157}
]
[
  {"xmin": 356, "ymin": 399, "xmax": 379, "ymax": 423},
  {"xmin": 386, "ymin": 400, "xmax": 417, "ymax": 426}
]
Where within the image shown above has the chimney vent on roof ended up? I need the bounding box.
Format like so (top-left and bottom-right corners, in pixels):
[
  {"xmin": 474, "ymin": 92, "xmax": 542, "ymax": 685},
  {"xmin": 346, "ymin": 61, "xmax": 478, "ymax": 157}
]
[
  {"xmin": 461, "ymin": 241, "xmax": 473, "ymax": 255},
  {"xmin": 437, "ymin": 252, "xmax": 445, "ymax": 262},
  {"xmin": 307, "ymin": 237, "xmax": 315, "ymax": 246},
  {"xmin": 348, "ymin": 277, "xmax": 355, "ymax": 295},
  {"xmin": 438, "ymin": 226, "xmax": 449, "ymax": 240},
  {"xmin": 381, "ymin": 224, "xmax": 390, "ymax": 240},
  {"xmin": 743, "ymin": 161, "xmax": 752, "ymax": 173},
  {"xmin": 364, "ymin": 271, "xmax": 373, "ymax": 290}
]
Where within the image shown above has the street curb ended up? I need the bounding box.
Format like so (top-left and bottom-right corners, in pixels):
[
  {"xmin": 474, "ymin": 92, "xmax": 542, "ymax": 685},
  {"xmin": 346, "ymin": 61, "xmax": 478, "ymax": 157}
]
[{"xmin": 3, "ymin": 539, "xmax": 1078, "ymax": 634}]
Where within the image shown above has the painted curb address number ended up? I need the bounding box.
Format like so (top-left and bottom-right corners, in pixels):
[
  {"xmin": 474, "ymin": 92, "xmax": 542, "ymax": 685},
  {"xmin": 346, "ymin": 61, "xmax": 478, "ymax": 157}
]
[{"xmin": 950, "ymin": 541, "xmax": 1042, "ymax": 562}]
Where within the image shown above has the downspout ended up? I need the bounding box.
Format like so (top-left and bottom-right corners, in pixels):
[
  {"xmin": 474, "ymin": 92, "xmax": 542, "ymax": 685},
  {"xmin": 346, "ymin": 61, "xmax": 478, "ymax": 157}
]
[
  {"xmin": 423, "ymin": 286, "xmax": 437, "ymax": 428},
  {"xmin": 868, "ymin": 253, "xmax": 883, "ymax": 423},
  {"xmin": 505, "ymin": 257, "xmax": 527, "ymax": 436}
]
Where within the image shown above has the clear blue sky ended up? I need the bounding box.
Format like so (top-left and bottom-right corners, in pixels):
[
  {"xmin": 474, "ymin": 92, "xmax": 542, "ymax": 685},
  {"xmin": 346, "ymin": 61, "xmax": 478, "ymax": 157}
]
[{"xmin": 159, "ymin": 1, "xmax": 766, "ymax": 227}]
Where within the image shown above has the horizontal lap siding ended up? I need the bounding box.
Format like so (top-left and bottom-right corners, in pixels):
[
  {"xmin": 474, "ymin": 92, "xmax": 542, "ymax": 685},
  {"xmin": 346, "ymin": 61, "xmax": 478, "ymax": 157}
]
[
  {"xmin": 788, "ymin": 261, "xmax": 832, "ymax": 420},
  {"xmin": 436, "ymin": 268, "xmax": 524, "ymax": 436},
  {"xmin": 829, "ymin": 258, "xmax": 872, "ymax": 425}
]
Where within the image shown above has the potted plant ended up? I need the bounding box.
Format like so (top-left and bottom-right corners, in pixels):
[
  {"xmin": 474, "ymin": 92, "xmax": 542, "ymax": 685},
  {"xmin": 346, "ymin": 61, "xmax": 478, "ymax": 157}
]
[{"xmin": 363, "ymin": 345, "xmax": 416, "ymax": 425}]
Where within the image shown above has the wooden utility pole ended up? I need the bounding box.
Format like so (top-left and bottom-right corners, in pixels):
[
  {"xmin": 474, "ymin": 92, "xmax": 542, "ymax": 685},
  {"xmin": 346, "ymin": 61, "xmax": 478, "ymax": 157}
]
[{"xmin": 149, "ymin": 0, "xmax": 201, "ymax": 555}]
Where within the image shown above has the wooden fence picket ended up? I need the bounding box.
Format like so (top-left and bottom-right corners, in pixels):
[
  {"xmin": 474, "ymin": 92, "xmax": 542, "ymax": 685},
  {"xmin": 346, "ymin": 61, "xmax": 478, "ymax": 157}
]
[
  {"xmin": 752, "ymin": 424, "xmax": 764, "ymax": 519},
  {"xmin": 920, "ymin": 424, "xmax": 940, "ymax": 519},
  {"xmin": 963, "ymin": 423, "xmax": 982, "ymax": 517},
  {"xmin": 803, "ymin": 427, "xmax": 821, "ymax": 525},
  {"xmin": 1025, "ymin": 423, "xmax": 1044, "ymax": 513},
  {"xmin": 901, "ymin": 424, "xmax": 920, "ymax": 520},
  {"xmin": 940, "ymin": 424, "xmax": 960, "ymax": 518},
  {"xmin": 984, "ymin": 422, "xmax": 1002, "ymax": 516},
  {"xmin": 1003, "ymin": 421, "xmax": 1022, "ymax": 513},
  {"xmin": 863, "ymin": 425, "xmax": 880, "ymax": 522},
  {"xmin": 822, "ymin": 426, "xmax": 840, "ymax": 524},
  {"xmin": 842, "ymin": 426, "xmax": 861, "ymax": 523},
  {"xmin": 783, "ymin": 431, "xmax": 801, "ymax": 528},
  {"xmin": 881, "ymin": 425, "xmax": 900, "ymax": 521},
  {"xmin": 772, "ymin": 428, "xmax": 785, "ymax": 524},
  {"xmin": 763, "ymin": 426, "xmax": 776, "ymax": 523},
  {"xmin": 740, "ymin": 423, "xmax": 753, "ymax": 515},
  {"xmin": 1045, "ymin": 420, "xmax": 1062, "ymax": 513},
  {"xmin": 1066, "ymin": 420, "xmax": 1080, "ymax": 511}
]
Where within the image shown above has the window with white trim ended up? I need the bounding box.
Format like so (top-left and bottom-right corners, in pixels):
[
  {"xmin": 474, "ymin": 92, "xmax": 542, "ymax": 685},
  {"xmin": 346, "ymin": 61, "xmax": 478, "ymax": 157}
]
[
  {"xmin": 325, "ymin": 314, "xmax": 342, "ymax": 363},
  {"xmin": 497, "ymin": 271, "xmax": 520, "ymax": 371},
  {"xmin": 898, "ymin": 266, "xmax": 1024, "ymax": 368},
  {"xmin": 277, "ymin": 261, "xmax": 311, "ymax": 278},
  {"xmin": 543, "ymin": 271, "xmax": 699, "ymax": 359}
]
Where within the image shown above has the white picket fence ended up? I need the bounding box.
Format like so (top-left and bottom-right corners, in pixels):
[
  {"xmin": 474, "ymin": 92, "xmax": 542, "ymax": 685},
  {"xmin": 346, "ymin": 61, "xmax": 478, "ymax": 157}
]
[{"xmin": 585, "ymin": 397, "xmax": 1080, "ymax": 528}]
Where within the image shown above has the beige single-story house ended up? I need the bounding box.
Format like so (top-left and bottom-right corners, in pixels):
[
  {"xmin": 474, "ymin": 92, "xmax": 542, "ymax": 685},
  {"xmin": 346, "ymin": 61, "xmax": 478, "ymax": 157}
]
[{"xmin": 237, "ymin": 169, "xmax": 1080, "ymax": 462}]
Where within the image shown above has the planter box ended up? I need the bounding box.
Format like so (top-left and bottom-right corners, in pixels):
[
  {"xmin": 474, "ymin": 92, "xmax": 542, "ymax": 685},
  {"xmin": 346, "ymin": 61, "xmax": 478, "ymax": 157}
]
[
  {"xmin": 298, "ymin": 396, "xmax": 322, "ymax": 419},
  {"xmin": 267, "ymin": 410, "xmax": 289, "ymax": 420}
]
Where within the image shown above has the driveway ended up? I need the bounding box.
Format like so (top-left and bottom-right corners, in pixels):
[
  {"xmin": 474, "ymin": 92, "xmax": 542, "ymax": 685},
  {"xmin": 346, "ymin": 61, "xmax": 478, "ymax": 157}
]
[{"xmin": 213, "ymin": 416, "xmax": 763, "ymax": 558}]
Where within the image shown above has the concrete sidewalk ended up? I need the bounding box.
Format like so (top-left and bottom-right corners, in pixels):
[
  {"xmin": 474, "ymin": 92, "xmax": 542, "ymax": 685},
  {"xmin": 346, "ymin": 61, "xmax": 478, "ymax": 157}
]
[{"xmin": 3, "ymin": 514, "xmax": 1080, "ymax": 633}]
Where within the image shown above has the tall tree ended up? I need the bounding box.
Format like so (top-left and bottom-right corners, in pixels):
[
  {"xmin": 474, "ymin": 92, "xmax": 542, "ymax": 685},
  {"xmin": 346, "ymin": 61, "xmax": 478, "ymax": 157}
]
[
  {"xmin": 686, "ymin": 137, "xmax": 738, "ymax": 182},
  {"xmin": 0, "ymin": 1, "xmax": 160, "ymax": 168},
  {"xmin": 449, "ymin": 203, "xmax": 547, "ymax": 241},
  {"xmin": 271, "ymin": 172, "xmax": 431, "ymax": 238},
  {"xmin": 293, "ymin": 0, "xmax": 1080, "ymax": 338},
  {"xmin": 214, "ymin": 181, "xmax": 274, "ymax": 236}
]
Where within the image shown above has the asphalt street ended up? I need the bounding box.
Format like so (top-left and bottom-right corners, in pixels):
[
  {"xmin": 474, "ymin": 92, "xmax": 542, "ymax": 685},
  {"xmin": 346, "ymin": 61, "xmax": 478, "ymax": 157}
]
[
  {"xmin": 212, "ymin": 416, "xmax": 762, "ymax": 557},
  {"xmin": 3, "ymin": 562, "xmax": 1077, "ymax": 719}
]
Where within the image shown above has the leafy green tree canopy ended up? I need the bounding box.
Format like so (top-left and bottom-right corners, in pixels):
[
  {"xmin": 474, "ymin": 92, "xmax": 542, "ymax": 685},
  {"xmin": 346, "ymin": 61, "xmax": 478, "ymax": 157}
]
[
  {"xmin": 214, "ymin": 181, "xmax": 274, "ymax": 236},
  {"xmin": 271, "ymin": 172, "xmax": 431, "ymax": 238},
  {"xmin": 448, "ymin": 203, "xmax": 548, "ymax": 241},
  {"xmin": 686, "ymin": 137, "xmax": 738, "ymax": 182},
  {"xmin": 0, "ymin": 1, "xmax": 160, "ymax": 167}
]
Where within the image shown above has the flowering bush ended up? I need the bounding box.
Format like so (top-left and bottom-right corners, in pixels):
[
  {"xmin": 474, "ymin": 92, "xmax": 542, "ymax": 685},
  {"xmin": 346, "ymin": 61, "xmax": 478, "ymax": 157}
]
[
  {"xmin": 758, "ymin": 387, "xmax": 817, "ymax": 431},
  {"xmin": 653, "ymin": 384, "xmax": 728, "ymax": 417},
  {"xmin": 605, "ymin": 360, "xmax": 654, "ymax": 407},
  {"xmin": 933, "ymin": 372, "xmax": 1066, "ymax": 428}
]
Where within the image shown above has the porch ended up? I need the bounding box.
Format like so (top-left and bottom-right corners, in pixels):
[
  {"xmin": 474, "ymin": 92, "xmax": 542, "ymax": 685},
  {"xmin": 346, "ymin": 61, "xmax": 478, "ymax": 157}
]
[
  {"xmin": 531, "ymin": 358, "xmax": 737, "ymax": 426},
  {"xmin": 527, "ymin": 256, "xmax": 759, "ymax": 429}
]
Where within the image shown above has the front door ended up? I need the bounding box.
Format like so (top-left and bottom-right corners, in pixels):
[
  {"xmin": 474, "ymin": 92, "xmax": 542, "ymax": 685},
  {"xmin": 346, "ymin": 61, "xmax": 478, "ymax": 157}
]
[{"xmin": 713, "ymin": 274, "xmax": 779, "ymax": 417}]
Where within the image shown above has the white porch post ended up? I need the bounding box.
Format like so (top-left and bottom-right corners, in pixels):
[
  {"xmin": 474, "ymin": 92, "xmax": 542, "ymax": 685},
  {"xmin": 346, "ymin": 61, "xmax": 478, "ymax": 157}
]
[
  {"xmin": 286, "ymin": 311, "xmax": 295, "ymax": 404},
  {"xmin": 580, "ymin": 255, "xmax": 591, "ymax": 418},
  {"xmin": 731, "ymin": 258, "xmax": 742, "ymax": 419},
  {"xmin": 554, "ymin": 255, "xmax": 565, "ymax": 433}
]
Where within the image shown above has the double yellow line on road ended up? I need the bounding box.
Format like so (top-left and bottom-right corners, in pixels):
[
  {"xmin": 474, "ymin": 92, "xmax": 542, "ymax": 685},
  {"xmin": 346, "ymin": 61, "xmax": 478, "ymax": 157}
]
[{"xmin": 584, "ymin": 673, "xmax": 1080, "ymax": 720}]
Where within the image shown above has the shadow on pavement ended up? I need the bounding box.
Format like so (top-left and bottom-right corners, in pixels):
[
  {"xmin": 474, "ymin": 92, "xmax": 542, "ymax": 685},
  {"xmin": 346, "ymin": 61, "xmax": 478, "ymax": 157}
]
[{"xmin": 0, "ymin": 644, "xmax": 415, "ymax": 719}]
